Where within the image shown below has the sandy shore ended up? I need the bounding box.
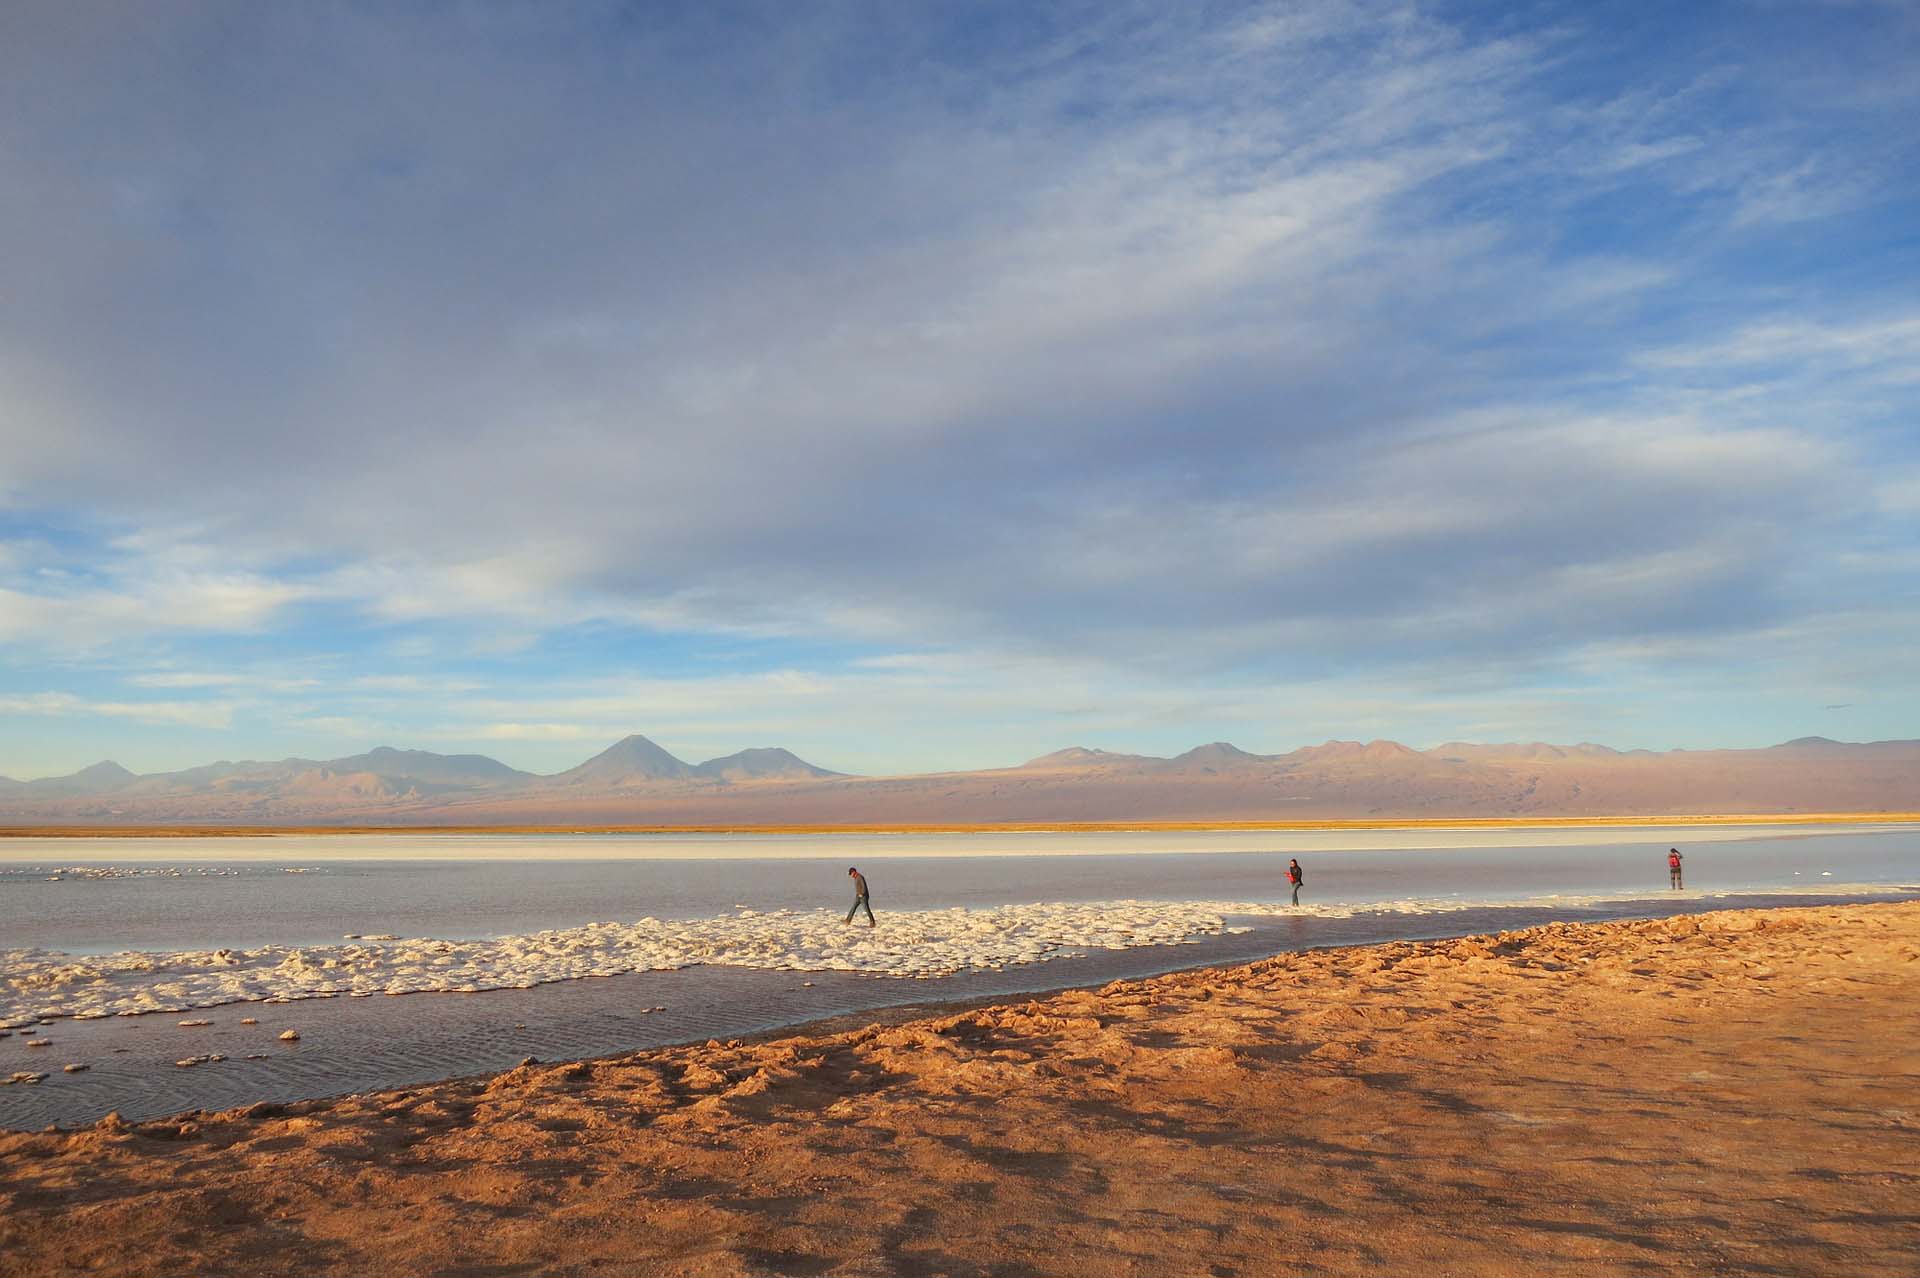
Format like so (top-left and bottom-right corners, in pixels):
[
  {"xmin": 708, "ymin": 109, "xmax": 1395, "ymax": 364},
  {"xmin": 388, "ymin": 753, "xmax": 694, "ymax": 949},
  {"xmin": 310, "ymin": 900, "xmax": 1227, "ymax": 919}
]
[
  {"xmin": 7, "ymin": 812, "xmax": 1920, "ymax": 837},
  {"xmin": 3, "ymin": 904, "xmax": 1915, "ymax": 1277}
]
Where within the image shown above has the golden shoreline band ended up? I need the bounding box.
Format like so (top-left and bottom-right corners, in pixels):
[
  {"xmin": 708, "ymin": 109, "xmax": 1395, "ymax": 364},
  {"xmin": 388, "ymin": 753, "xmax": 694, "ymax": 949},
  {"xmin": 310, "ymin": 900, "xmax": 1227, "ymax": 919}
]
[{"xmin": 6, "ymin": 811, "xmax": 1920, "ymax": 838}]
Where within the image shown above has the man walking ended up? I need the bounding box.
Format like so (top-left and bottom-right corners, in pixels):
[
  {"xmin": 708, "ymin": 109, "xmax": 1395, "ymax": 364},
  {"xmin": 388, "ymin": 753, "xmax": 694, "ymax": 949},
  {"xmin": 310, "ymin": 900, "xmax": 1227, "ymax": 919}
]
[
  {"xmin": 1668, "ymin": 848, "xmax": 1683, "ymax": 890},
  {"xmin": 845, "ymin": 866, "xmax": 875, "ymax": 927},
  {"xmin": 1287, "ymin": 858, "xmax": 1304, "ymax": 906}
]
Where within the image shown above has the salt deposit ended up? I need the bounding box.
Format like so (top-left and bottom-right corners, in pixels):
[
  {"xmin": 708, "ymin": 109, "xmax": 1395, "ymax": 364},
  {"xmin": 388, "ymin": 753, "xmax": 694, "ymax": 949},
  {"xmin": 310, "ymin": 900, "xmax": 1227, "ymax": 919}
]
[
  {"xmin": 1, "ymin": 884, "xmax": 1908, "ymax": 1028},
  {"xmin": 14, "ymin": 865, "xmax": 247, "ymax": 881}
]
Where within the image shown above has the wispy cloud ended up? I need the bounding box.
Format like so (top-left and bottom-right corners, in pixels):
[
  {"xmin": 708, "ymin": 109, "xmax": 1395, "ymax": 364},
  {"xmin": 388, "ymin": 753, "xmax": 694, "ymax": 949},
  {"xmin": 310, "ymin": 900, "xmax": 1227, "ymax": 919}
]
[
  {"xmin": 1642, "ymin": 313, "xmax": 1920, "ymax": 379},
  {"xmin": 0, "ymin": 692, "xmax": 234, "ymax": 729},
  {"xmin": 0, "ymin": 573, "xmax": 314, "ymax": 648},
  {"xmin": 127, "ymin": 671, "xmax": 321, "ymax": 692}
]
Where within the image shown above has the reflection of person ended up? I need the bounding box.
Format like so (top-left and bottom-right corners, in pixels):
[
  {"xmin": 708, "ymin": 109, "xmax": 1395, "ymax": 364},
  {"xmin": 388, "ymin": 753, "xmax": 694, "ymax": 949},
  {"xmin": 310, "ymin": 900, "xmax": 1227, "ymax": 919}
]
[
  {"xmin": 1287, "ymin": 858, "xmax": 1304, "ymax": 906},
  {"xmin": 845, "ymin": 866, "xmax": 875, "ymax": 927},
  {"xmin": 1668, "ymin": 848, "xmax": 1684, "ymax": 890}
]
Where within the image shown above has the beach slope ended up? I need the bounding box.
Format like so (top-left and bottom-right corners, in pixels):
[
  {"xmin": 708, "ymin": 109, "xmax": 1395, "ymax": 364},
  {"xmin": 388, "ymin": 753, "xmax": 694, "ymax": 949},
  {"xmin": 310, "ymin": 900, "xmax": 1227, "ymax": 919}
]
[{"xmin": 3, "ymin": 902, "xmax": 1916, "ymax": 1276}]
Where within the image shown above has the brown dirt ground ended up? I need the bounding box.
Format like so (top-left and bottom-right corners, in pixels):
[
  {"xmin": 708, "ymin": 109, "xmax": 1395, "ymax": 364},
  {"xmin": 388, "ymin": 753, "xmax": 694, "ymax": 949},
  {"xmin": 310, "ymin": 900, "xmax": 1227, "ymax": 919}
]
[{"xmin": 3, "ymin": 902, "xmax": 1917, "ymax": 1277}]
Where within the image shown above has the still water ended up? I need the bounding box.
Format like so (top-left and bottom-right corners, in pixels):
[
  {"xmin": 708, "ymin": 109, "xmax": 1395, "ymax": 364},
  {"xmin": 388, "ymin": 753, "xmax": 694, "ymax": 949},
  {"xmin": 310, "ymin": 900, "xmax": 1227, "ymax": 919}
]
[
  {"xmin": 2, "ymin": 825, "xmax": 1914, "ymax": 1128},
  {"xmin": 5, "ymin": 825, "xmax": 1913, "ymax": 953}
]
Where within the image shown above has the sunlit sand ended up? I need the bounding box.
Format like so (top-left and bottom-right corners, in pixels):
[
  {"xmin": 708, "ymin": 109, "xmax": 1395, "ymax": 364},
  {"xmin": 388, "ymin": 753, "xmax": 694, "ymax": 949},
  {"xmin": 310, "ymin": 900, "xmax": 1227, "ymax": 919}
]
[
  {"xmin": 3, "ymin": 815, "xmax": 1917, "ymax": 862},
  {"xmin": 5, "ymin": 902, "xmax": 1913, "ymax": 1275}
]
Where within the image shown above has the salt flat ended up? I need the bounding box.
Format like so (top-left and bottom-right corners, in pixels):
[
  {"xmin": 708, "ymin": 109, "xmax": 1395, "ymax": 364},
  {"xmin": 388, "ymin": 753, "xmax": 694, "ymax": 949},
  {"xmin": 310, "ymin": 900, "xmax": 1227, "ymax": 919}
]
[{"xmin": 2, "ymin": 820, "xmax": 1908, "ymax": 862}]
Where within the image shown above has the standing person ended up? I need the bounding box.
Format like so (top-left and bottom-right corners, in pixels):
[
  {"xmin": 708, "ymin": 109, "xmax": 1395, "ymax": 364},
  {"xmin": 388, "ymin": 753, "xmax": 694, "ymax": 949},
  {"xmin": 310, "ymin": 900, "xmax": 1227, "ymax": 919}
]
[
  {"xmin": 1287, "ymin": 858, "xmax": 1304, "ymax": 906},
  {"xmin": 845, "ymin": 866, "xmax": 875, "ymax": 927},
  {"xmin": 1668, "ymin": 848, "xmax": 1684, "ymax": 890}
]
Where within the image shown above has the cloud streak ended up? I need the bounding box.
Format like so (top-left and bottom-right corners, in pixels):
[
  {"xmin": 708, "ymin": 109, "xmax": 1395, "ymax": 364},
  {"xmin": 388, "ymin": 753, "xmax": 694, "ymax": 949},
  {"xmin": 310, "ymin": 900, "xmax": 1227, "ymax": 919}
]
[{"xmin": 0, "ymin": 693, "xmax": 234, "ymax": 731}]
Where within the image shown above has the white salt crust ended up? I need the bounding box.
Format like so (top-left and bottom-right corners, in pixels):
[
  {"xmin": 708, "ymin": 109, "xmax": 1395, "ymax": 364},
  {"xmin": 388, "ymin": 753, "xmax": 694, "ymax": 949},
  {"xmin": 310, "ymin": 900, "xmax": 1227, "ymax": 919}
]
[{"xmin": 2, "ymin": 884, "xmax": 1909, "ymax": 1027}]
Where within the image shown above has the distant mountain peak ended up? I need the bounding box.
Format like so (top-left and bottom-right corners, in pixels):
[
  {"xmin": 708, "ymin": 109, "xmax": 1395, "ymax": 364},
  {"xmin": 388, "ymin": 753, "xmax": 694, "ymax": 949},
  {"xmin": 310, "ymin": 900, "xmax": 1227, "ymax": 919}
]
[
  {"xmin": 598, "ymin": 734, "xmax": 682, "ymax": 759},
  {"xmin": 1167, "ymin": 742, "xmax": 1266, "ymax": 770},
  {"xmin": 323, "ymin": 746, "xmax": 529, "ymax": 786},
  {"xmin": 1294, "ymin": 740, "xmax": 1366, "ymax": 758},
  {"xmin": 1022, "ymin": 746, "xmax": 1137, "ymax": 769},
  {"xmin": 694, "ymin": 747, "xmax": 840, "ymax": 781},
  {"xmin": 16, "ymin": 759, "xmax": 140, "ymax": 797},
  {"xmin": 550, "ymin": 734, "xmax": 695, "ymax": 785},
  {"xmin": 1176, "ymin": 741, "xmax": 1258, "ymax": 759}
]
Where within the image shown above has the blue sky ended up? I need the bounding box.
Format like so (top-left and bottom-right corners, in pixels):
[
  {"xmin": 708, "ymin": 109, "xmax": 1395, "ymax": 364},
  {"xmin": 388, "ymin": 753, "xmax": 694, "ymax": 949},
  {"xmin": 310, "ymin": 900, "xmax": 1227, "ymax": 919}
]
[{"xmin": 2, "ymin": 1, "xmax": 1917, "ymax": 779}]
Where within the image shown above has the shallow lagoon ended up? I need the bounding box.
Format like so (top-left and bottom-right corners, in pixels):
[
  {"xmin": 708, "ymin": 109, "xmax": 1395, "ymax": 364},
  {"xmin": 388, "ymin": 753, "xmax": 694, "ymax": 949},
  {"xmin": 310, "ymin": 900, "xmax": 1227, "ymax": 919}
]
[{"xmin": 2, "ymin": 825, "xmax": 1915, "ymax": 1128}]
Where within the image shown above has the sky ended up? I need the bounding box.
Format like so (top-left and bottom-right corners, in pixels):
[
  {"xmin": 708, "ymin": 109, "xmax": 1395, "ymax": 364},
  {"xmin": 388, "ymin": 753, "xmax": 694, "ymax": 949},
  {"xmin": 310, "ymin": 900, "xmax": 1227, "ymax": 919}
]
[{"xmin": 2, "ymin": 1, "xmax": 1918, "ymax": 780}]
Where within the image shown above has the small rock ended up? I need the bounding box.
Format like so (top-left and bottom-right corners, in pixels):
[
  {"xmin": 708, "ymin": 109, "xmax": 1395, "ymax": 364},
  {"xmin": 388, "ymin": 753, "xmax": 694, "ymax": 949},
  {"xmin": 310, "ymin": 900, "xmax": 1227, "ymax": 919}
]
[
  {"xmin": 63, "ymin": 1063, "xmax": 89, "ymax": 1073},
  {"xmin": 278, "ymin": 1029, "xmax": 300, "ymax": 1041},
  {"xmin": 25, "ymin": 1039, "xmax": 50, "ymax": 1048},
  {"xmin": 244, "ymin": 1053, "xmax": 270, "ymax": 1060},
  {"xmin": 239, "ymin": 1018, "xmax": 259, "ymax": 1025},
  {"xmin": 177, "ymin": 1019, "xmax": 213, "ymax": 1027},
  {"xmin": 5, "ymin": 1071, "xmax": 49, "ymax": 1085},
  {"xmin": 516, "ymin": 1055, "xmax": 540, "ymax": 1067}
]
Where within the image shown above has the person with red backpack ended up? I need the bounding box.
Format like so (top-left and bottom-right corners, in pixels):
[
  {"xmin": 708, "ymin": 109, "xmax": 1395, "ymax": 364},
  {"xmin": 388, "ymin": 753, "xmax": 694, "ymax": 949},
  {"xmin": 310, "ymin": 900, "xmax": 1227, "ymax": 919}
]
[{"xmin": 1668, "ymin": 848, "xmax": 1684, "ymax": 890}]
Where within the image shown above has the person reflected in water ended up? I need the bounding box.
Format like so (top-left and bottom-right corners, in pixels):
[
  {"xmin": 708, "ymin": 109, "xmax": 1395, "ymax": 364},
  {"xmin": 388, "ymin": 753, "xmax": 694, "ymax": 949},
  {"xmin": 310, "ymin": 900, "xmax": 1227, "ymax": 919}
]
[
  {"xmin": 1287, "ymin": 857, "xmax": 1304, "ymax": 906},
  {"xmin": 845, "ymin": 866, "xmax": 875, "ymax": 927}
]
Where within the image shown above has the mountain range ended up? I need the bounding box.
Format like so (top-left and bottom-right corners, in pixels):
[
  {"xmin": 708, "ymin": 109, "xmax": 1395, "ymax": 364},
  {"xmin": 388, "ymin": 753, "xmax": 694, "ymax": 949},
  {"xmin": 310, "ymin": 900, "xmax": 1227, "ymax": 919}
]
[{"xmin": 1, "ymin": 734, "xmax": 1916, "ymax": 826}]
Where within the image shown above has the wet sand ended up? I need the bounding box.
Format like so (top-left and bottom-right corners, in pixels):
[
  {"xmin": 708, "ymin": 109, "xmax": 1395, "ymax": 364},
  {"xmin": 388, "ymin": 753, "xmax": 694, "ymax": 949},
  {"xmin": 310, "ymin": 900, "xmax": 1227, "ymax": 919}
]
[{"xmin": 3, "ymin": 902, "xmax": 1915, "ymax": 1277}]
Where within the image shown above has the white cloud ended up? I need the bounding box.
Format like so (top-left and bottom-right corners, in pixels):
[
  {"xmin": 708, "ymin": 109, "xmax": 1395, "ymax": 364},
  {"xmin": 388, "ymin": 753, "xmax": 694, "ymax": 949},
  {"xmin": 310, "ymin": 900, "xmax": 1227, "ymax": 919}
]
[
  {"xmin": 1642, "ymin": 314, "xmax": 1920, "ymax": 376},
  {"xmin": 0, "ymin": 577, "xmax": 307, "ymax": 646},
  {"xmin": 0, "ymin": 530, "xmax": 319, "ymax": 649},
  {"xmin": 0, "ymin": 691, "xmax": 234, "ymax": 729},
  {"xmin": 128, "ymin": 671, "xmax": 321, "ymax": 691}
]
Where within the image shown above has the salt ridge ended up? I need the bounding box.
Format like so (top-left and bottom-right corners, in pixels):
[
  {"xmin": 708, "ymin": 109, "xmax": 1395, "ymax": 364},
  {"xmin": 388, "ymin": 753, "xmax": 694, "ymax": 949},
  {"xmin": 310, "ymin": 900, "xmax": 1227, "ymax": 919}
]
[{"xmin": 2, "ymin": 884, "xmax": 1910, "ymax": 1027}]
